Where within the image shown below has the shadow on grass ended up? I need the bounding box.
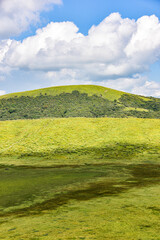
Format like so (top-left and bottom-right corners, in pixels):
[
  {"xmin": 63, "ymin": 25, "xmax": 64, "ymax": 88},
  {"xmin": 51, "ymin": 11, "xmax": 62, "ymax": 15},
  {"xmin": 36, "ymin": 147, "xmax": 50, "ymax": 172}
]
[
  {"xmin": 19, "ymin": 143, "xmax": 160, "ymax": 160},
  {"xmin": 0, "ymin": 163, "xmax": 160, "ymax": 218}
]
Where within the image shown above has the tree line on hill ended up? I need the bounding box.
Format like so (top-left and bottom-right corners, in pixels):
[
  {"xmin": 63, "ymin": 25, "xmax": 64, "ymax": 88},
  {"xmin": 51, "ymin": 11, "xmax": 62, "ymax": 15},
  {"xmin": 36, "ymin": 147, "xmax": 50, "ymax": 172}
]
[{"xmin": 0, "ymin": 90, "xmax": 159, "ymax": 120}]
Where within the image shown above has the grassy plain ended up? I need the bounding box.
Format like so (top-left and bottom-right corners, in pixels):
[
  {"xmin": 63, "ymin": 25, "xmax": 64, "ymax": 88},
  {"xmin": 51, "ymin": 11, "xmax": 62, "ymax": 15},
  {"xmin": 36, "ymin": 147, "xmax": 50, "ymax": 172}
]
[{"xmin": 0, "ymin": 117, "xmax": 160, "ymax": 239}]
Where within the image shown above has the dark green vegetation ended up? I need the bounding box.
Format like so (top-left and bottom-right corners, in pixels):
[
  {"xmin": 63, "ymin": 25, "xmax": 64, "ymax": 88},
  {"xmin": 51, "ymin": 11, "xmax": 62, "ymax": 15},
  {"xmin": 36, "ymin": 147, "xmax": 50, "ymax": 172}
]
[{"xmin": 0, "ymin": 85, "xmax": 159, "ymax": 120}]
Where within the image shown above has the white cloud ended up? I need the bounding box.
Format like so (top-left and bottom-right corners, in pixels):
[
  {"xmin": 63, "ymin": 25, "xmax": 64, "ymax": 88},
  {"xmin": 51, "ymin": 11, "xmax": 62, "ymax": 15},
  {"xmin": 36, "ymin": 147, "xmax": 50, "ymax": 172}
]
[
  {"xmin": 131, "ymin": 80, "xmax": 160, "ymax": 97},
  {"xmin": 0, "ymin": 39, "xmax": 12, "ymax": 62},
  {"xmin": 0, "ymin": 90, "xmax": 6, "ymax": 96},
  {"xmin": 45, "ymin": 69, "xmax": 92, "ymax": 86},
  {"xmin": 94, "ymin": 75, "xmax": 160, "ymax": 98},
  {"xmin": 0, "ymin": 12, "xmax": 160, "ymax": 97},
  {"xmin": 125, "ymin": 15, "xmax": 160, "ymax": 63},
  {"xmin": 0, "ymin": 39, "xmax": 12, "ymax": 76},
  {"xmin": 101, "ymin": 74, "xmax": 147, "ymax": 92},
  {"xmin": 3, "ymin": 13, "xmax": 160, "ymax": 78},
  {"xmin": 0, "ymin": 0, "xmax": 62, "ymax": 39}
]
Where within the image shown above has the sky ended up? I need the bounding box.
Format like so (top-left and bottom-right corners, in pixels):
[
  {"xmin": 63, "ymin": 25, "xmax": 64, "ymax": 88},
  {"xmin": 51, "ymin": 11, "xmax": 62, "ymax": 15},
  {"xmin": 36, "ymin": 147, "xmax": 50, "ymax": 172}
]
[{"xmin": 0, "ymin": 0, "xmax": 160, "ymax": 97}]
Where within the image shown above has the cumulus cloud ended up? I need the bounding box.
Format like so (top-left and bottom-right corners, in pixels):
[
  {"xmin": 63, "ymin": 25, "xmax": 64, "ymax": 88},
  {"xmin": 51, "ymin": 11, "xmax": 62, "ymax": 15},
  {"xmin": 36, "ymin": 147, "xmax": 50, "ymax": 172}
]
[
  {"xmin": 101, "ymin": 74, "xmax": 147, "ymax": 92},
  {"xmin": 0, "ymin": 39, "xmax": 12, "ymax": 62},
  {"xmin": 98, "ymin": 76, "xmax": 160, "ymax": 98},
  {"xmin": 0, "ymin": 0, "xmax": 62, "ymax": 39},
  {"xmin": 1, "ymin": 12, "xmax": 160, "ymax": 97},
  {"xmin": 131, "ymin": 80, "xmax": 160, "ymax": 97},
  {"xmin": 46, "ymin": 69, "xmax": 92, "ymax": 86},
  {"xmin": 3, "ymin": 13, "xmax": 160, "ymax": 77}
]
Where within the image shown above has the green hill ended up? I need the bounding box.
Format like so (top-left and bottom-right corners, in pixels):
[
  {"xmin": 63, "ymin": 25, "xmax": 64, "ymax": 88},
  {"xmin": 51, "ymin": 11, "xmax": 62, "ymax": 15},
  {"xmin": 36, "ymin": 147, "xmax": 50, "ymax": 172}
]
[
  {"xmin": 0, "ymin": 85, "xmax": 159, "ymax": 120},
  {"xmin": 0, "ymin": 85, "xmax": 124, "ymax": 100},
  {"xmin": 0, "ymin": 117, "xmax": 159, "ymax": 166}
]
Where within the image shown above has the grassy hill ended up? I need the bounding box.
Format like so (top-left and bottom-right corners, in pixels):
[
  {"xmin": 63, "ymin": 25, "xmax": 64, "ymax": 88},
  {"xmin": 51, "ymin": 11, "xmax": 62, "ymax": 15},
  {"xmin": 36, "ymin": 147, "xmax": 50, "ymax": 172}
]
[
  {"xmin": 0, "ymin": 85, "xmax": 159, "ymax": 120},
  {"xmin": 0, "ymin": 117, "xmax": 159, "ymax": 166},
  {"xmin": 0, "ymin": 85, "xmax": 124, "ymax": 101}
]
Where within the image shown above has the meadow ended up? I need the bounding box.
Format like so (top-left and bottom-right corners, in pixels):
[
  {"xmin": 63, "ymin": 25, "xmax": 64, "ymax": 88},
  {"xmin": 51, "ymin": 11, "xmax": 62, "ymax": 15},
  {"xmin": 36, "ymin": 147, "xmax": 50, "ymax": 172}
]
[
  {"xmin": 0, "ymin": 117, "xmax": 160, "ymax": 239},
  {"xmin": 0, "ymin": 118, "xmax": 160, "ymax": 166}
]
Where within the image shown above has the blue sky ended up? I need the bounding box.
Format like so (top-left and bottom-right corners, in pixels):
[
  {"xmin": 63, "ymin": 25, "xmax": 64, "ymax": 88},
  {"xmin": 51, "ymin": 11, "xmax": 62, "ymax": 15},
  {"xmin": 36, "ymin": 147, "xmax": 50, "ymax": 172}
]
[
  {"xmin": 0, "ymin": 0, "xmax": 160, "ymax": 97},
  {"xmin": 20, "ymin": 0, "xmax": 160, "ymax": 37},
  {"xmin": 48, "ymin": 0, "xmax": 160, "ymax": 34}
]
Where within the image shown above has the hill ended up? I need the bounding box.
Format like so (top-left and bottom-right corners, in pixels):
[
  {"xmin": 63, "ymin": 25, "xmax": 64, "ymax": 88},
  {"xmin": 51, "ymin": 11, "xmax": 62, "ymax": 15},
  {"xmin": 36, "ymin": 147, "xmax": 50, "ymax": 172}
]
[
  {"xmin": 0, "ymin": 117, "xmax": 159, "ymax": 166},
  {"xmin": 0, "ymin": 85, "xmax": 159, "ymax": 120}
]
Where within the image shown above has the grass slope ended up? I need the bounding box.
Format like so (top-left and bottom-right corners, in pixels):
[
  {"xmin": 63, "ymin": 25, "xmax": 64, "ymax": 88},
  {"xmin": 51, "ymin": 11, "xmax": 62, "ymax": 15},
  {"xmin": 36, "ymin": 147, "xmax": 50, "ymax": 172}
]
[
  {"xmin": 0, "ymin": 85, "xmax": 125, "ymax": 101},
  {"xmin": 0, "ymin": 117, "xmax": 159, "ymax": 166},
  {"xmin": 0, "ymin": 84, "xmax": 155, "ymax": 102}
]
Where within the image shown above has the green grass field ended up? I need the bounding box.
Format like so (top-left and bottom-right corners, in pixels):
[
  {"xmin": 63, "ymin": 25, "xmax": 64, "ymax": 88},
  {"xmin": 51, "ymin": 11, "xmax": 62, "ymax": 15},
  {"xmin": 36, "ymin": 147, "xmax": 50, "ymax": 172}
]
[
  {"xmin": 0, "ymin": 117, "xmax": 160, "ymax": 239},
  {"xmin": 0, "ymin": 118, "xmax": 159, "ymax": 166}
]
